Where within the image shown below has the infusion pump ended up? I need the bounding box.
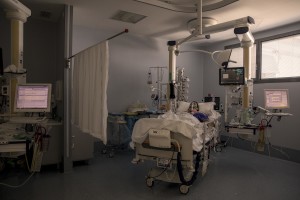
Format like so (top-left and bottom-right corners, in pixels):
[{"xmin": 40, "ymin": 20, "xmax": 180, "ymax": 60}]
[{"xmin": 0, "ymin": 74, "xmax": 26, "ymax": 116}]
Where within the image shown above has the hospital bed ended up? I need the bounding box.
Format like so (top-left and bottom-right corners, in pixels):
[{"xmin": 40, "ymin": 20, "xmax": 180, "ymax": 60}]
[{"xmin": 131, "ymin": 102, "xmax": 220, "ymax": 194}]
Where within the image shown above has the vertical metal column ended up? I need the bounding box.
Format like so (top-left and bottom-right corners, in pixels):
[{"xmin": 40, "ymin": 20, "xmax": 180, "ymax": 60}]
[
  {"xmin": 4, "ymin": 8, "xmax": 30, "ymax": 113},
  {"xmin": 196, "ymin": 0, "xmax": 202, "ymax": 35},
  {"xmin": 4, "ymin": 6, "xmax": 30, "ymax": 70},
  {"xmin": 63, "ymin": 5, "xmax": 73, "ymax": 172},
  {"xmin": 10, "ymin": 19, "xmax": 23, "ymax": 69},
  {"xmin": 167, "ymin": 41, "xmax": 177, "ymax": 111},
  {"xmin": 242, "ymin": 46, "xmax": 252, "ymax": 109}
]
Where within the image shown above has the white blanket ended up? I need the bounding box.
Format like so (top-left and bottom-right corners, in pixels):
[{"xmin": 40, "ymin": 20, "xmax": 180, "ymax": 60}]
[{"xmin": 131, "ymin": 111, "xmax": 220, "ymax": 152}]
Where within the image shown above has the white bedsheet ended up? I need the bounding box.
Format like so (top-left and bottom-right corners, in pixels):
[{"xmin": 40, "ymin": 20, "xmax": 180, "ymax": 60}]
[{"xmin": 131, "ymin": 111, "xmax": 220, "ymax": 152}]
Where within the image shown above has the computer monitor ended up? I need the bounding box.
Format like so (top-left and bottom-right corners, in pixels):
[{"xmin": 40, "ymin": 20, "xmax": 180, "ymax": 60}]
[
  {"xmin": 219, "ymin": 67, "xmax": 245, "ymax": 85},
  {"xmin": 14, "ymin": 83, "xmax": 52, "ymax": 113},
  {"xmin": 264, "ymin": 89, "xmax": 289, "ymax": 110}
]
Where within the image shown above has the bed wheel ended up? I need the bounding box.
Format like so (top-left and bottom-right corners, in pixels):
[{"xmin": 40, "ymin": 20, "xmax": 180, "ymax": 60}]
[
  {"xmin": 101, "ymin": 149, "xmax": 107, "ymax": 154},
  {"xmin": 108, "ymin": 151, "xmax": 114, "ymax": 158},
  {"xmin": 146, "ymin": 177, "xmax": 154, "ymax": 187},
  {"xmin": 215, "ymin": 145, "xmax": 222, "ymax": 152},
  {"xmin": 179, "ymin": 184, "xmax": 189, "ymax": 194}
]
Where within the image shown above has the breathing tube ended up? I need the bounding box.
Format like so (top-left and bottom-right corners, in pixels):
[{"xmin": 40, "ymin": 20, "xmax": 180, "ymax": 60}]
[{"xmin": 176, "ymin": 151, "xmax": 201, "ymax": 186}]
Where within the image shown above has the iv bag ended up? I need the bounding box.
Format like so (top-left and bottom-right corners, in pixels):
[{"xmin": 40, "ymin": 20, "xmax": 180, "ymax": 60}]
[{"xmin": 147, "ymin": 70, "xmax": 152, "ymax": 84}]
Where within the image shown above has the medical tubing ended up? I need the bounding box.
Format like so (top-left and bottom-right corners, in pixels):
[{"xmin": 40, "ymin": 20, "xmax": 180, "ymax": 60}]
[
  {"xmin": 176, "ymin": 151, "xmax": 201, "ymax": 186},
  {"xmin": 171, "ymin": 139, "xmax": 181, "ymax": 152}
]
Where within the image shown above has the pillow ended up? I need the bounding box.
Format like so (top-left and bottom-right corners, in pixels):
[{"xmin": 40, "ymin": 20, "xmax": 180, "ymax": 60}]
[
  {"xmin": 177, "ymin": 101, "xmax": 190, "ymax": 112},
  {"xmin": 198, "ymin": 102, "xmax": 215, "ymax": 115}
]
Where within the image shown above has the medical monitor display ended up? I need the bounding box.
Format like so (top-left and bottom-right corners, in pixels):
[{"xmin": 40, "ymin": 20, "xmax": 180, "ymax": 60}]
[
  {"xmin": 264, "ymin": 89, "xmax": 289, "ymax": 110},
  {"xmin": 14, "ymin": 84, "xmax": 52, "ymax": 113},
  {"xmin": 219, "ymin": 67, "xmax": 244, "ymax": 85}
]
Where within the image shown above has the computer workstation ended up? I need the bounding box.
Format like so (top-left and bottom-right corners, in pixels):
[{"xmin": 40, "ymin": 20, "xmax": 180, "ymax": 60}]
[
  {"xmin": 0, "ymin": 82, "xmax": 62, "ymax": 171},
  {"xmin": 10, "ymin": 83, "xmax": 52, "ymax": 122},
  {"xmin": 263, "ymin": 89, "xmax": 292, "ymax": 117}
]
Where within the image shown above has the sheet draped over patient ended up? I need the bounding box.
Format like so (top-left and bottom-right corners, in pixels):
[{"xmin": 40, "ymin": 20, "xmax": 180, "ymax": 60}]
[{"xmin": 132, "ymin": 111, "xmax": 220, "ymax": 152}]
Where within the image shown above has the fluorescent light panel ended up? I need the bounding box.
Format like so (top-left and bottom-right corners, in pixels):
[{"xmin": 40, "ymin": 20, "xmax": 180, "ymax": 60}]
[{"xmin": 111, "ymin": 10, "xmax": 147, "ymax": 24}]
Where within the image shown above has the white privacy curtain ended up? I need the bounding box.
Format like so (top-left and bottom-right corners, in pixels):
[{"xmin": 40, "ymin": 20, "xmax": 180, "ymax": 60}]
[{"xmin": 71, "ymin": 40, "xmax": 109, "ymax": 144}]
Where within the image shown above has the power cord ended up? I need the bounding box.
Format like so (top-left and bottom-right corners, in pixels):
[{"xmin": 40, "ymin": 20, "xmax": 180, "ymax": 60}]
[
  {"xmin": 147, "ymin": 147, "xmax": 176, "ymax": 179},
  {"xmin": 266, "ymin": 138, "xmax": 290, "ymax": 159},
  {"xmin": 0, "ymin": 172, "xmax": 35, "ymax": 188},
  {"xmin": 0, "ymin": 151, "xmax": 35, "ymax": 188}
]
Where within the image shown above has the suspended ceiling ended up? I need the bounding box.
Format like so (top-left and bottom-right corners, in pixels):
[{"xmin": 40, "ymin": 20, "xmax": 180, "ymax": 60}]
[{"xmin": 14, "ymin": 0, "xmax": 300, "ymax": 45}]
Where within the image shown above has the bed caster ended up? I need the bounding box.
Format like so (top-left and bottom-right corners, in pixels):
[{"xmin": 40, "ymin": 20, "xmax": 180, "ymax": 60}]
[
  {"xmin": 146, "ymin": 177, "xmax": 154, "ymax": 187},
  {"xmin": 108, "ymin": 151, "xmax": 114, "ymax": 158},
  {"xmin": 101, "ymin": 149, "xmax": 107, "ymax": 154},
  {"xmin": 179, "ymin": 184, "xmax": 190, "ymax": 194},
  {"xmin": 215, "ymin": 146, "xmax": 222, "ymax": 152}
]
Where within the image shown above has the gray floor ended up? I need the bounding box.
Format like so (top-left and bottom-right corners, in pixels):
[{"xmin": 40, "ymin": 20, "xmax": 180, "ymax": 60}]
[{"xmin": 1, "ymin": 147, "xmax": 300, "ymax": 200}]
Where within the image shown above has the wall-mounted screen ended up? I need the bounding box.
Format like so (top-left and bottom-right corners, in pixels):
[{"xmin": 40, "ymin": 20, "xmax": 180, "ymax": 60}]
[
  {"xmin": 264, "ymin": 89, "xmax": 289, "ymax": 109},
  {"xmin": 14, "ymin": 84, "xmax": 52, "ymax": 113},
  {"xmin": 219, "ymin": 67, "xmax": 244, "ymax": 85}
]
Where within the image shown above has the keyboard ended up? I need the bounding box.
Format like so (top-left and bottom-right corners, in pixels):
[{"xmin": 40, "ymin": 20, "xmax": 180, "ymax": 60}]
[
  {"xmin": 266, "ymin": 112, "xmax": 292, "ymax": 116},
  {"xmin": 9, "ymin": 117, "xmax": 48, "ymax": 124}
]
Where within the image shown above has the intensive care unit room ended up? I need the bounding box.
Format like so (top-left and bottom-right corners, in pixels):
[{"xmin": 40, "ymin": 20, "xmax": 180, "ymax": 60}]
[{"xmin": 0, "ymin": 0, "xmax": 300, "ymax": 199}]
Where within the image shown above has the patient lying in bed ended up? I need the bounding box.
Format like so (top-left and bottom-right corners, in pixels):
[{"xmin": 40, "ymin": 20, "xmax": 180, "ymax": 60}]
[
  {"xmin": 131, "ymin": 101, "xmax": 221, "ymax": 152},
  {"xmin": 131, "ymin": 102, "xmax": 221, "ymax": 193}
]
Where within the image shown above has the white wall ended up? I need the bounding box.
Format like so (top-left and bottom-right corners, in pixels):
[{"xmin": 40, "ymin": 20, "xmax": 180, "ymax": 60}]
[
  {"xmin": 73, "ymin": 26, "xmax": 204, "ymax": 113},
  {"xmin": 201, "ymin": 22, "xmax": 300, "ymax": 150},
  {"xmin": 24, "ymin": 19, "xmax": 58, "ymax": 84}
]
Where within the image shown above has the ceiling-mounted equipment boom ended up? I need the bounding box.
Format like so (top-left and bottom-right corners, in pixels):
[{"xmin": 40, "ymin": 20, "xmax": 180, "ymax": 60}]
[
  {"xmin": 134, "ymin": 0, "xmax": 239, "ymax": 13},
  {"xmin": 0, "ymin": 0, "xmax": 31, "ymax": 71},
  {"xmin": 162, "ymin": 0, "xmax": 255, "ymax": 111},
  {"xmin": 0, "ymin": 0, "xmax": 31, "ymax": 16}
]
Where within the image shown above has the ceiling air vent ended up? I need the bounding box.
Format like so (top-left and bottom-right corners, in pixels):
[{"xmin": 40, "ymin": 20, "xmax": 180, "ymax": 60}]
[
  {"xmin": 40, "ymin": 11, "xmax": 52, "ymax": 19},
  {"xmin": 111, "ymin": 10, "xmax": 147, "ymax": 24}
]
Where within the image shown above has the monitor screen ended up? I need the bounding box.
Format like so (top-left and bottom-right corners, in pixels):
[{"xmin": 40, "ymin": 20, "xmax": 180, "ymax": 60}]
[
  {"xmin": 219, "ymin": 67, "xmax": 244, "ymax": 85},
  {"xmin": 14, "ymin": 84, "xmax": 52, "ymax": 113},
  {"xmin": 264, "ymin": 89, "xmax": 289, "ymax": 109}
]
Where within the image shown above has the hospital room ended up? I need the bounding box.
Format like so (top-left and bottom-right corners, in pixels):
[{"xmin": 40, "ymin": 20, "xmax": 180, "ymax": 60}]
[{"xmin": 0, "ymin": 0, "xmax": 300, "ymax": 199}]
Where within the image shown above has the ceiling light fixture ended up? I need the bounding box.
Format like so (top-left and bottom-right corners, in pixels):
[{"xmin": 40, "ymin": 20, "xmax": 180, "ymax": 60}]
[
  {"xmin": 187, "ymin": 17, "xmax": 218, "ymax": 34},
  {"xmin": 111, "ymin": 10, "xmax": 147, "ymax": 24}
]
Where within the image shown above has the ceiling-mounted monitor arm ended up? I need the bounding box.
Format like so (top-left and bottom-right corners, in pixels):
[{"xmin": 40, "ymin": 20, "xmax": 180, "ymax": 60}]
[
  {"xmin": 167, "ymin": 16, "xmax": 255, "ymax": 111},
  {"xmin": 178, "ymin": 16, "xmax": 255, "ymax": 48}
]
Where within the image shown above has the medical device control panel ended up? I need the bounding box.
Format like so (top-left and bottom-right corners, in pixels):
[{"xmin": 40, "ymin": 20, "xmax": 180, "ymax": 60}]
[{"xmin": 149, "ymin": 129, "xmax": 171, "ymax": 148}]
